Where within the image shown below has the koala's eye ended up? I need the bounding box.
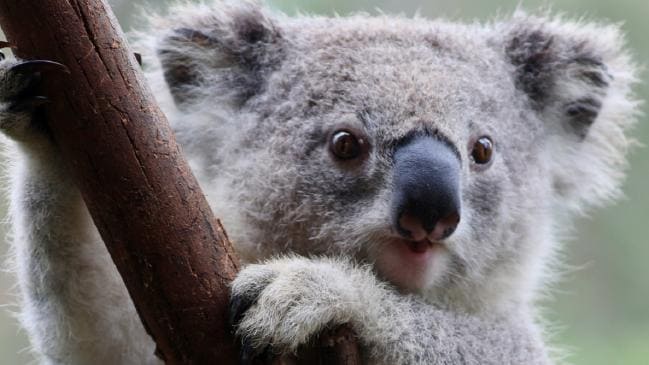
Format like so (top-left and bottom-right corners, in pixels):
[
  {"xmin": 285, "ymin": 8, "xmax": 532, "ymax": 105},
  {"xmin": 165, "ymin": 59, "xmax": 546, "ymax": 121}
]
[
  {"xmin": 330, "ymin": 130, "xmax": 367, "ymax": 161},
  {"xmin": 471, "ymin": 136, "xmax": 494, "ymax": 165}
]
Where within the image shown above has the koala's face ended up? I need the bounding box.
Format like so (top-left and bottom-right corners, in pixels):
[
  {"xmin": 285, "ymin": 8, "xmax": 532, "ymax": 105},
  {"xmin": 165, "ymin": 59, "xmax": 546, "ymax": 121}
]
[
  {"xmin": 153, "ymin": 3, "xmax": 636, "ymax": 305},
  {"xmin": 245, "ymin": 23, "xmax": 553, "ymax": 295}
]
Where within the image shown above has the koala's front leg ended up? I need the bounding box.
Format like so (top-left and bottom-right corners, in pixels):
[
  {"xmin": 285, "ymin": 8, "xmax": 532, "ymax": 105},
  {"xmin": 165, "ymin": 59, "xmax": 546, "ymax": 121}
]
[
  {"xmin": 0, "ymin": 55, "xmax": 158, "ymax": 364},
  {"xmin": 230, "ymin": 256, "xmax": 551, "ymax": 365}
]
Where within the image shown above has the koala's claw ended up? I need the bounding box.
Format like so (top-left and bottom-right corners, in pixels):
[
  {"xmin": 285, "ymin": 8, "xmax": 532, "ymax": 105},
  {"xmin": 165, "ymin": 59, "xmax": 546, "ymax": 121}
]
[
  {"xmin": 228, "ymin": 292, "xmax": 257, "ymax": 330},
  {"xmin": 0, "ymin": 58, "xmax": 68, "ymax": 141},
  {"xmin": 1, "ymin": 59, "xmax": 68, "ymax": 105},
  {"xmin": 240, "ymin": 337, "xmax": 274, "ymax": 365},
  {"xmin": 8, "ymin": 95, "xmax": 49, "ymax": 112},
  {"xmin": 7, "ymin": 59, "xmax": 69, "ymax": 78},
  {"xmin": 229, "ymin": 274, "xmax": 273, "ymax": 364},
  {"xmin": 228, "ymin": 265, "xmax": 278, "ymax": 330},
  {"xmin": 239, "ymin": 338, "xmax": 255, "ymax": 365}
]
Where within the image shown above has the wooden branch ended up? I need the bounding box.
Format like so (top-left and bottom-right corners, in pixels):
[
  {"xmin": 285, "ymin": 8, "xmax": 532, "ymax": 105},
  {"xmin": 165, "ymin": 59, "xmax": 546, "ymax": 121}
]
[
  {"xmin": 0, "ymin": 1, "xmax": 362, "ymax": 364},
  {"xmin": 0, "ymin": 0, "xmax": 240, "ymax": 363}
]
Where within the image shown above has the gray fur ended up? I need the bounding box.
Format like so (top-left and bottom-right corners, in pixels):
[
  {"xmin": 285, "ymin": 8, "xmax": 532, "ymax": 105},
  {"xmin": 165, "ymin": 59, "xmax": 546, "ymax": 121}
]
[{"xmin": 0, "ymin": 1, "xmax": 640, "ymax": 364}]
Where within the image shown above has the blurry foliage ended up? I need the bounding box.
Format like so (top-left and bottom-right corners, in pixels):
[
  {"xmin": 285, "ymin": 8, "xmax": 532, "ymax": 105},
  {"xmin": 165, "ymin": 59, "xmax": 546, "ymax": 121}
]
[{"xmin": 1, "ymin": 0, "xmax": 647, "ymax": 364}]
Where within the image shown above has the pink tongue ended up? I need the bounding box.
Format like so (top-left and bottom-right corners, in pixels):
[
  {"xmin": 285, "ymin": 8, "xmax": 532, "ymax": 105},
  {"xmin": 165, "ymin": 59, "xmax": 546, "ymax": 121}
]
[{"xmin": 407, "ymin": 241, "xmax": 429, "ymax": 254}]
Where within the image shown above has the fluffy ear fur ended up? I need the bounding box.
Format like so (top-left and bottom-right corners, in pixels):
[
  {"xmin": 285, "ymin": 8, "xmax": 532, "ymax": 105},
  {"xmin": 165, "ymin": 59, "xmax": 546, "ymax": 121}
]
[
  {"xmin": 154, "ymin": 1, "xmax": 284, "ymax": 108},
  {"xmin": 497, "ymin": 13, "xmax": 640, "ymax": 212}
]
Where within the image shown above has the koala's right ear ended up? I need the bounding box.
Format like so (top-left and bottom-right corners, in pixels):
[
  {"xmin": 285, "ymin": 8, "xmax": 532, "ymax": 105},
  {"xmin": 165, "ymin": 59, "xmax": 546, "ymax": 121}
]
[{"xmin": 155, "ymin": 1, "xmax": 284, "ymax": 108}]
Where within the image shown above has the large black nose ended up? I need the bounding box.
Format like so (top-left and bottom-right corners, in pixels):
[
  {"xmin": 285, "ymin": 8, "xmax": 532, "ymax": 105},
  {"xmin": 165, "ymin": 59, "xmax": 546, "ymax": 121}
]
[{"xmin": 392, "ymin": 135, "xmax": 461, "ymax": 242}]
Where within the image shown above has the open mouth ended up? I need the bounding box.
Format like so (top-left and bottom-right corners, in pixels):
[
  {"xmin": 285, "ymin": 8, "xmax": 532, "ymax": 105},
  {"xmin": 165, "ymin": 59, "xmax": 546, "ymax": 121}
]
[
  {"xmin": 404, "ymin": 239, "xmax": 435, "ymax": 254},
  {"xmin": 391, "ymin": 237, "xmax": 442, "ymax": 260}
]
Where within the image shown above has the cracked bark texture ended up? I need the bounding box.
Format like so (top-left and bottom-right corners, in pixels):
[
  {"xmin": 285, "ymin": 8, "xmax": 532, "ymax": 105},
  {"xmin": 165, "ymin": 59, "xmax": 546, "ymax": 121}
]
[{"xmin": 0, "ymin": 0, "xmax": 241, "ymax": 363}]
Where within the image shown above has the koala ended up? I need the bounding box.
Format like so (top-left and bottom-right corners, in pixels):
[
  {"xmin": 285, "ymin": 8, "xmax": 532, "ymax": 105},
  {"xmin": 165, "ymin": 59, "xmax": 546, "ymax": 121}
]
[{"xmin": 0, "ymin": 1, "xmax": 640, "ymax": 364}]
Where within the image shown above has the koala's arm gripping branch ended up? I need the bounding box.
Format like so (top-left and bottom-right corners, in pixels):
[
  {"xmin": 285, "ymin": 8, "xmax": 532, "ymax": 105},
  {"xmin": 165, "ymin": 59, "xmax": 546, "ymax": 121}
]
[
  {"xmin": 0, "ymin": 0, "xmax": 241, "ymax": 363},
  {"xmin": 0, "ymin": 0, "xmax": 361, "ymax": 364}
]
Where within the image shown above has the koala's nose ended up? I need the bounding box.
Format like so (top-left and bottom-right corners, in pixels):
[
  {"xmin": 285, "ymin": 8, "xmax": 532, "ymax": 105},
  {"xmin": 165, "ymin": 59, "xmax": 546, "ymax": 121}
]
[{"xmin": 391, "ymin": 135, "xmax": 461, "ymax": 242}]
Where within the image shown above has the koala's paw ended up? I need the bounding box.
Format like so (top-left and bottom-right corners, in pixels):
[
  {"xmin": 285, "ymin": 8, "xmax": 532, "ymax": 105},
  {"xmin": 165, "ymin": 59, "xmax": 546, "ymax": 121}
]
[
  {"xmin": 229, "ymin": 257, "xmax": 364, "ymax": 363},
  {"xmin": 0, "ymin": 49, "xmax": 68, "ymax": 142}
]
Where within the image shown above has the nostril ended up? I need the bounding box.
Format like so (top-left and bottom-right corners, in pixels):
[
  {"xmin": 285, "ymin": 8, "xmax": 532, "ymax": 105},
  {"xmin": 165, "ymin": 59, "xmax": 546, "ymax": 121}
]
[
  {"xmin": 397, "ymin": 212, "xmax": 428, "ymax": 242},
  {"xmin": 428, "ymin": 211, "xmax": 460, "ymax": 242},
  {"xmin": 396, "ymin": 210, "xmax": 460, "ymax": 242}
]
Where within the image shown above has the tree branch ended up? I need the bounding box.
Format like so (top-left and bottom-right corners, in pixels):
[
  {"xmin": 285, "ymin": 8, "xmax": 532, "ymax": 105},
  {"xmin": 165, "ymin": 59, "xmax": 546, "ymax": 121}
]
[{"xmin": 0, "ymin": 0, "xmax": 239, "ymax": 363}]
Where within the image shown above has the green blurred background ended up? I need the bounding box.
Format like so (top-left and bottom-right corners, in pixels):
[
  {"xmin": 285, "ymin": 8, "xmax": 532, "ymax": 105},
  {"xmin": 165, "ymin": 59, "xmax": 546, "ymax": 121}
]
[{"xmin": 0, "ymin": 0, "xmax": 647, "ymax": 364}]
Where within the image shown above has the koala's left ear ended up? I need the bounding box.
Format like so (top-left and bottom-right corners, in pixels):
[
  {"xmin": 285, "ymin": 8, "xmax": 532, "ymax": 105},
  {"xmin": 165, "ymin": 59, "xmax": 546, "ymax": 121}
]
[
  {"xmin": 154, "ymin": 1, "xmax": 284, "ymax": 108},
  {"xmin": 498, "ymin": 13, "xmax": 640, "ymax": 210}
]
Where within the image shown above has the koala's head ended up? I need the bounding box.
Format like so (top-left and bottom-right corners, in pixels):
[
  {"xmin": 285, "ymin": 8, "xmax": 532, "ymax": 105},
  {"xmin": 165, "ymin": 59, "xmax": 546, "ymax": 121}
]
[{"xmin": 140, "ymin": 1, "xmax": 639, "ymax": 310}]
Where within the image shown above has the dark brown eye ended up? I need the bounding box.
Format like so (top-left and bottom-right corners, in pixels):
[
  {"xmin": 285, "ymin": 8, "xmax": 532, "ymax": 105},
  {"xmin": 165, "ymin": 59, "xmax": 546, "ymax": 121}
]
[
  {"xmin": 471, "ymin": 136, "xmax": 494, "ymax": 165},
  {"xmin": 330, "ymin": 130, "xmax": 366, "ymax": 160}
]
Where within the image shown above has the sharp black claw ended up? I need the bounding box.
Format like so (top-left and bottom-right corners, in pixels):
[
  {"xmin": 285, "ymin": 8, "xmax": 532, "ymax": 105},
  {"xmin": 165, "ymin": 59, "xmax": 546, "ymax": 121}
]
[
  {"xmin": 240, "ymin": 337, "xmax": 255, "ymax": 365},
  {"xmin": 240, "ymin": 338, "xmax": 273, "ymax": 365},
  {"xmin": 259, "ymin": 346, "xmax": 275, "ymax": 364},
  {"xmin": 9, "ymin": 60, "xmax": 70, "ymax": 76},
  {"xmin": 134, "ymin": 52, "xmax": 142, "ymax": 67},
  {"xmin": 29, "ymin": 96, "xmax": 50, "ymax": 107},
  {"xmin": 229, "ymin": 293, "xmax": 257, "ymax": 329},
  {"xmin": 8, "ymin": 96, "xmax": 50, "ymax": 112}
]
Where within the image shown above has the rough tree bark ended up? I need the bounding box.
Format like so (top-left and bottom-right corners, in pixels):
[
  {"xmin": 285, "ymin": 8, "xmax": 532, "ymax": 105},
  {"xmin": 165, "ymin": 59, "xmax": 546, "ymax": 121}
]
[
  {"xmin": 0, "ymin": 0, "xmax": 240, "ymax": 363},
  {"xmin": 0, "ymin": 0, "xmax": 360, "ymax": 364}
]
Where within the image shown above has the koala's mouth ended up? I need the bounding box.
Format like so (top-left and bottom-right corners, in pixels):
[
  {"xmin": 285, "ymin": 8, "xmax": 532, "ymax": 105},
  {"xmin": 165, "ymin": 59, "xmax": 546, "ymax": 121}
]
[
  {"xmin": 371, "ymin": 237, "xmax": 447, "ymax": 292},
  {"xmin": 390, "ymin": 238, "xmax": 443, "ymax": 263},
  {"xmin": 404, "ymin": 239, "xmax": 437, "ymax": 254}
]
